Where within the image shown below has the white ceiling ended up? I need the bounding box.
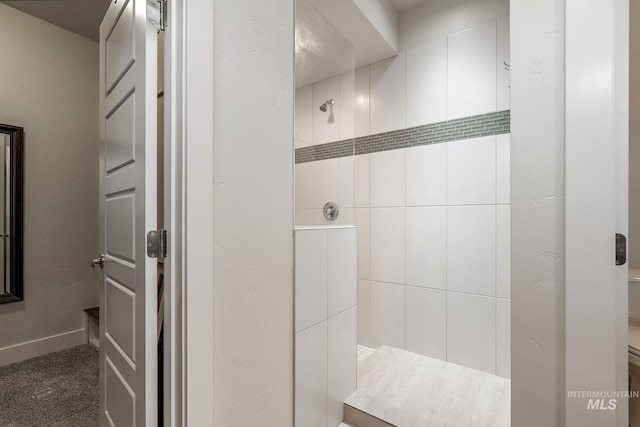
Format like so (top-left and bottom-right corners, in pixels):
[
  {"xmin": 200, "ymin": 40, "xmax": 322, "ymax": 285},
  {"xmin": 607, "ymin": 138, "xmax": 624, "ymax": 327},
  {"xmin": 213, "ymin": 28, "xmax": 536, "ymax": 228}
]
[
  {"xmin": 388, "ymin": 0, "xmax": 428, "ymax": 12},
  {"xmin": 296, "ymin": 0, "xmax": 356, "ymax": 89},
  {"xmin": 296, "ymin": 0, "xmax": 400, "ymax": 88},
  {"xmin": 1, "ymin": 0, "xmax": 110, "ymax": 41}
]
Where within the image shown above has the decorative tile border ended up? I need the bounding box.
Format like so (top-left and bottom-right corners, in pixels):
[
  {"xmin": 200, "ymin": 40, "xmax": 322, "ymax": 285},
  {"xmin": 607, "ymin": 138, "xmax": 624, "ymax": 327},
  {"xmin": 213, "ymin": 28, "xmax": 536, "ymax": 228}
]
[{"xmin": 295, "ymin": 110, "xmax": 510, "ymax": 164}]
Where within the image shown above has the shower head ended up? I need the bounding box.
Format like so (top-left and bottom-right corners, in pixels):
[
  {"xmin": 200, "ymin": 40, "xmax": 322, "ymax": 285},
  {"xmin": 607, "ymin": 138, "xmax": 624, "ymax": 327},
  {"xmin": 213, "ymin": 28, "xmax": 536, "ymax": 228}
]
[{"xmin": 319, "ymin": 99, "xmax": 335, "ymax": 112}]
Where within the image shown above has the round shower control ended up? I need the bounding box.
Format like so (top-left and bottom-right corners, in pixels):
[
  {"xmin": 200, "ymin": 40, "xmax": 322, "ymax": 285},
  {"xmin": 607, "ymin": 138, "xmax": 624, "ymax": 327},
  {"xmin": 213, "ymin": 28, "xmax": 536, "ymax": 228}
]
[{"xmin": 323, "ymin": 202, "xmax": 339, "ymax": 221}]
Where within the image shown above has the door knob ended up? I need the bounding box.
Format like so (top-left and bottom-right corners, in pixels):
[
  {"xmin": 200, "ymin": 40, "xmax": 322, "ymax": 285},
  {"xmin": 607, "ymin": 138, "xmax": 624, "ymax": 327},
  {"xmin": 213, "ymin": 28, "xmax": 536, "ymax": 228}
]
[{"xmin": 91, "ymin": 254, "xmax": 106, "ymax": 269}]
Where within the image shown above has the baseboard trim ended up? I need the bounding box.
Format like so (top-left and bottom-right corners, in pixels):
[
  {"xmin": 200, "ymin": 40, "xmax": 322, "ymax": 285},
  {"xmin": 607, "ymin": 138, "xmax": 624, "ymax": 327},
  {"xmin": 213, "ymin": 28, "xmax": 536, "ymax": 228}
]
[{"xmin": 0, "ymin": 329, "xmax": 86, "ymax": 367}]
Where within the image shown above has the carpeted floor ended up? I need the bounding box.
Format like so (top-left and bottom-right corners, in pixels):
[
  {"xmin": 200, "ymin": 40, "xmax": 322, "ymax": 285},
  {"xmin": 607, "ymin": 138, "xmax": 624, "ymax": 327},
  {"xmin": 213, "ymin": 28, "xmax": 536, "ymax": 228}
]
[{"xmin": 0, "ymin": 344, "xmax": 99, "ymax": 427}]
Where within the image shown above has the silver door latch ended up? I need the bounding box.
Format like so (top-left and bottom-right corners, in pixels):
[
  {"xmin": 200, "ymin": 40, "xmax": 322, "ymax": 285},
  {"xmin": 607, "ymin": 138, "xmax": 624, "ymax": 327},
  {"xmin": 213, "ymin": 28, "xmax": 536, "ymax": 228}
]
[
  {"xmin": 147, "ymin": 229, "xmax": 167, "ymax": 258},
  {"xmin": 91, "ymin": 254, "xmax": 105, "ymax": 269}
]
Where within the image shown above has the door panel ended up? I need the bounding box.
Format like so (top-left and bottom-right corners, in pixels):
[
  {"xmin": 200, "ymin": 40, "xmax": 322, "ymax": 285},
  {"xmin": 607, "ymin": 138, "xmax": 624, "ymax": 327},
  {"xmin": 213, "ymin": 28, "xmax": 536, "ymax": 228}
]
[
  {"xmin": 105, "ymin": 279, "xmax": 135, "ymax": 361},
  {"xmin": 106, "ymin": 358, "xmax": 135, "ymax": 427},
  {"xmin": 105, "ymin": 0, "xmax": 135, "ymax": 93},
  {"xmin": 105, "ymin": 93, "xmax": 135, "ymax": 173},
  {"xmin": 106, "ymin": 194, "xmax": 135, "ymax": 263},
  {"xmin": 99, "ymin": 0, "xmax": 157, "ymax": 425}
]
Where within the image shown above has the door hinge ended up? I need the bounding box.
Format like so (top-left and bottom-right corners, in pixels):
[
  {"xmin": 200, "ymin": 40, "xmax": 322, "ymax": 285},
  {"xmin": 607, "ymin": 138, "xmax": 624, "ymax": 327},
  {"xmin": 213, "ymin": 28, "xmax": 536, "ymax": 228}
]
[
  {"xmin": 616, "ymin": 233, "xmax": 627, "ymax": 266},
  {"xmin": 147, "ymin": 229, "xmax": 167, "ymax": 258},
  {"xmin": 147, "ymin": 0, "xmax": 167, "ymax": 31}
]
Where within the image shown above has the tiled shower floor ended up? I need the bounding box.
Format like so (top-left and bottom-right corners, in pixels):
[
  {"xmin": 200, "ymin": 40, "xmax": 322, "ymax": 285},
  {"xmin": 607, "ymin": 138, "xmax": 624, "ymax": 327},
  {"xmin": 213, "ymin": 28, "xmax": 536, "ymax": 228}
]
[{"xmin": 346, "ymin": 345, "xmax": 511, "ymax": 427}]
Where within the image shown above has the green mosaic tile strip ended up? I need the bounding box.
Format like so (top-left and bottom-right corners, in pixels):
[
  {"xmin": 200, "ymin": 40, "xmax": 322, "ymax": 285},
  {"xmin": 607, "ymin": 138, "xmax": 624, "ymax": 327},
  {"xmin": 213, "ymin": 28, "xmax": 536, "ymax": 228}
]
[{"xmin": 295, "ymin": 110, "xmax": 510, "ymax": 164}]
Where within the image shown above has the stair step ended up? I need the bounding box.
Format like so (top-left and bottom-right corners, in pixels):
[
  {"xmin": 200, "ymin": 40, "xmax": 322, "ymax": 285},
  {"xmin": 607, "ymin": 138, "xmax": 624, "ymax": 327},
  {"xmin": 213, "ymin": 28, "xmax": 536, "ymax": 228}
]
[
  {"xmin": 343, "ymin": 403, "xmax": 395, "ymax": 427},
  {"xmin": 84, "ymin": 306, "xmax": 99, "ymax": 321}
]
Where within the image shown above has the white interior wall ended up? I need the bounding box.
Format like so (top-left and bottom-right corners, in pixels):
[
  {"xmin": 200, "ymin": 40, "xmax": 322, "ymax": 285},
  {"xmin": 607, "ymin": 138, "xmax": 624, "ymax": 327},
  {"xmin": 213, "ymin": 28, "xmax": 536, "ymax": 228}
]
[
  {"xmin": 510, "ymin": 0, "xmax": 565, "ymax": 425},
  {"xmin": 0, "ymin": 4, "xmax": 99, "ymax": 361},
  {"xmin": 295, "ymin": 5, "xmax": 511, "ymax": 378},
  {"xmin": 209, "ymin": 0, "xmax": 294, "ymax": 425}
]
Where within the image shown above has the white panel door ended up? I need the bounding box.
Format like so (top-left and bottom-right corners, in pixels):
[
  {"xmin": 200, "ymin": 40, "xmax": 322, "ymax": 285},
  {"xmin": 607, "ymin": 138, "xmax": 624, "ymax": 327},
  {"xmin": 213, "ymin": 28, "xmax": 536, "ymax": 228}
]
[{"xmin": 99, "ymin": 0, "xmax": 157, "ymax": 426}]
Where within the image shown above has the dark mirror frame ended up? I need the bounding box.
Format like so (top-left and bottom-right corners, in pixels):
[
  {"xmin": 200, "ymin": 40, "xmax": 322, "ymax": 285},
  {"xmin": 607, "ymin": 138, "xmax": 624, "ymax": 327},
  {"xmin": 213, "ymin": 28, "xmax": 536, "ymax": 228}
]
[{"xmin": 0, "ymin": 124, "xmax": 23, "ymax": 304}]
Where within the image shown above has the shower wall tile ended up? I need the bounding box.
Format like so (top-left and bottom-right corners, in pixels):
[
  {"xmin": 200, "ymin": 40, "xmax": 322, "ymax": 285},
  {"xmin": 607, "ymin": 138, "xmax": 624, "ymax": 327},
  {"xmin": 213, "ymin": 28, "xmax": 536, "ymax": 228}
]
[
  {"xmin": 313, "ymin": 75, "xmax": 341, "ymax": 145},
  {"xmin": 447, "ymin": 20, "xmax": 497, "ymax": 120},
  {"xmin": 496, "ymin": 298, "xmax": 511, "ymax": 378},
  {"xmin": 295, "ymin": 84, "xmax": 313, "ymax": 146},
  {"xmin": 497, "ymin": 16, "xmax": 511, "ymax": 112},
  {"xmin": 370, "ymin": 149, "xmax": 405, "ymax": 207},
  {"xmin": 295, "ymin": 111, "xmax": 510, "ymax": 164},
  {"xmin": 311, "ymin": 208, "xmax": 354, "ymax": 226},
  {"xmin": 370, "ymin": 52, "xmax": 406, "ymax": 134},
  {"xmin": 447, "ymin": 206, "xmax": 496, "ymax": 297},
  {"xmin": 295, "ymin": 209, "xmax": 314, "ymax": 226},
  {"xmin": 354, "ymin": 208, "xmax": 370, "ymax": 280},
  {"xmin": 497, "ymin": 205, "xmax": 511, "ymax": 299},
  {"xmin": 310, "ymin": 157, "xmax": 354, "ymax": 211},
  {"xmin": 497, "ymin": 133, "xmax": 511, "ymax": 204},
  {"xmin": 354, "ymin": 66, "xmax": 371, "ymax": 138},
  {"xmin": 354, "ymin": 154, "xmax": 370, "ymax": 208},
  {"xmin": 328, "ymin": 228, "xmax": 357, "ymax": 317},
  {"xmin": 370, "ymin": 207, "xmax": 406, "ymax": 285},
  {"xmin": 405, "ymin": 143, "xmax": 447, "ymax": 206},
  {"xmin": 295, "ymin": 321, "xmax": 328, "ymax": 427},
  {"xmin": 295, "ymin": 227, "xmax": 357, "ymax": 426},
  {"xmin": 295, "ymin": 162, "xmax": 313, "ymax": 210},
  {"xmin": 447, "ymin": 292, "xmax": 496, "ymax": 374},
  {"xmin": 312, "ymin": 158, "xmax": 340, "ymax": 209},
  {"xmin": 357, "ymin": 279, "xmax": 371, "ymax": 347},
  {"xmin": 340, "ymin": 70, "xmax": 355, "ymax": 141},
  {"xmin": 447, "ymin": 136, "xmax": 496, "ymax": 206},
  {"xmin": 294, "ymin": 17, "xmax": 511, "ymax": 378},
  {"xmin": 296, "ymin": 139, "xmax": 312, "ymax": 150},
  {"xmin": 338, "ymin": 156, "xmax": 354, "ymax": 208},
  {"xmin": 328, "ymin": 307, "xmax": 357, "ymax": 427},
  {"xmin": 295, "ymin": 229, "xmax": 328, "ymax": 333},
  {"xmin": 405, "ymin": 207, "xmax": 447, "ymax": 289},
  {"xmin": 406, "ymin": 286, "xmax": 446, "ymax": 359},
  {"xmin": 370, "ymin": 281, "xmax": 405, "ymax": 349},
  {"xmin": 406, "ymin": 37, "xmax": 448, "ymax": 127}
]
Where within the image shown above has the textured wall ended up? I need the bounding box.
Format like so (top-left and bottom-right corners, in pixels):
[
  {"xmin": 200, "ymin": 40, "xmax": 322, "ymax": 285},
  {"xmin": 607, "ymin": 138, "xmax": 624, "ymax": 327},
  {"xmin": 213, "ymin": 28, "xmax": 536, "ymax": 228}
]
[
  {"xmin": 211, "ymin": 0, "xmax": 295, "ymax": 425},
  {"xmin": 511, "ymin": 0, "xmax": 565, "ymax": 425},
  {"xmin": 0, "ymin": 4, "xmax": 99, "ymax": 349}
]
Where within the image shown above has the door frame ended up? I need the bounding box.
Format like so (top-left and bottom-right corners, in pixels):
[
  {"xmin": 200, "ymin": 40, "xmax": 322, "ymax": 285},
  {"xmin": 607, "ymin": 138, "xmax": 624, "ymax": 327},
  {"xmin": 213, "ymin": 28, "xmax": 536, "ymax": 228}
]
[
  {"xmin": 162, "ymin": 0, "xmax": 183, "ymax": 424},
  {"xmin": 511, "ymin": 0, "xmax": 630, "ymax": 425},
  {"xmin": 564, "ymin": 0, "xmax": 629, "ymax": 425},
  {"xmin": 164, "ymin": 0, "xmax": 215, "ymax": 425},
  {"xmin": 170, "ymin": 1, "xmax": 632, "ymax": 426},
  {"xmin": 565, "ymin": 0, "xmax": 629, "ymax": 427}
]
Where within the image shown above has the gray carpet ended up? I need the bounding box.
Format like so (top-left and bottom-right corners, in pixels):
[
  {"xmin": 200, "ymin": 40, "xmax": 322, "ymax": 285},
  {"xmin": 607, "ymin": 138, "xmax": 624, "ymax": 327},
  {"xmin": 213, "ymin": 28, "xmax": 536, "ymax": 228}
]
[{"xmin": 0, "ymin": 344, "xmax": 99, "ymax": 427}]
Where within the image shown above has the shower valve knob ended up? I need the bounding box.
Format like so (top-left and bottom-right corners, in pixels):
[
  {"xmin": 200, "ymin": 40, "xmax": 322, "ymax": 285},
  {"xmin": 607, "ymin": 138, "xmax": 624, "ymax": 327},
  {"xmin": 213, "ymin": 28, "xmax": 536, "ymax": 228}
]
[{"xmin": 323, "ymin": 202, "xmax": 339, "ymax": 221}]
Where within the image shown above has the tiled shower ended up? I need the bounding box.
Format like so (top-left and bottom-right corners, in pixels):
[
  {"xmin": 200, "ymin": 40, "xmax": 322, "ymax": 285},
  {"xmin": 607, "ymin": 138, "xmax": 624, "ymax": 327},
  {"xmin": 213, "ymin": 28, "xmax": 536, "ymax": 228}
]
[{"xmin": 295, "ymin": 13, "xmax": 511, "ymax": 379}]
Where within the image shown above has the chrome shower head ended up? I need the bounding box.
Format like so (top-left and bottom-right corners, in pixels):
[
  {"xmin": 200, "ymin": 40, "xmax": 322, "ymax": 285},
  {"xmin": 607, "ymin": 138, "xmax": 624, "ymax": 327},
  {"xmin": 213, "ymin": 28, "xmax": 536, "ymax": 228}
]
[{"xmin": 319, "ymin": 99, "xmax": 335, "ymax": 112}]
